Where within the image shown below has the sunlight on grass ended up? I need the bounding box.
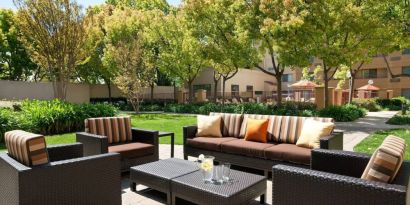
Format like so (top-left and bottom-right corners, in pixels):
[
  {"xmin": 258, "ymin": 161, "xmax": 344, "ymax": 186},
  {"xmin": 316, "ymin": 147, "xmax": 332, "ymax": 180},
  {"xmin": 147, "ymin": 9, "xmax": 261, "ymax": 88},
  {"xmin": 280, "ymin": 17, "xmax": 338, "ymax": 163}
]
[{"xmin": 354, "ymin": 129, "xmax": 410, "ymax": 160}]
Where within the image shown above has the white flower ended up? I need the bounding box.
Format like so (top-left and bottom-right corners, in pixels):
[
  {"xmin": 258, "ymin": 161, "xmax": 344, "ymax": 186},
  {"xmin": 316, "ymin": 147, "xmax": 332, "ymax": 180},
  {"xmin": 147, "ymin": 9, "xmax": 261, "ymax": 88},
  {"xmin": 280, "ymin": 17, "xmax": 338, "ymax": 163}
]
[{"xmin": 198, "ymin": 154, "xmax": 205, "ymax": 161}]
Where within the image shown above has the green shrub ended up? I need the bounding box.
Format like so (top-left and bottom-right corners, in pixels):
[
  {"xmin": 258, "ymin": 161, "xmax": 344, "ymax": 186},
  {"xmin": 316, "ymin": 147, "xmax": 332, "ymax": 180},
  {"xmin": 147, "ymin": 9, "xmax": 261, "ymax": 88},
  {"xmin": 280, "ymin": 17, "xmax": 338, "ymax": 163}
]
[
  {"xmin": 319, "ymin": 104, "xmax": 367, "ymax": 122},
  {"xmin": 386, "ymin": 114, "xmax": 410, "ymax": 125},
  {"xmin": 0, "ymin": 100, "xmax": 117, "ymax": 142},
  {"xmin": 376, "ymin": 97, "xmax": 409, "ymax": 111},
  {"xmin": 352, "ymin": 98, "xmax": 382, "ymax": 112}
]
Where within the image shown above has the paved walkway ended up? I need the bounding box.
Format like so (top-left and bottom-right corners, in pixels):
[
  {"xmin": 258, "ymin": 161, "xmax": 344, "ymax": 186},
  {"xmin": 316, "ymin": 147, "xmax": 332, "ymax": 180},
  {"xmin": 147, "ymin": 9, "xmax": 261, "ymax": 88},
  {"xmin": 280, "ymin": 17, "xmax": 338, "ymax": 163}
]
[{"xmin": 336, "ymin": 111, "xmax": 410, "ymax": 151}]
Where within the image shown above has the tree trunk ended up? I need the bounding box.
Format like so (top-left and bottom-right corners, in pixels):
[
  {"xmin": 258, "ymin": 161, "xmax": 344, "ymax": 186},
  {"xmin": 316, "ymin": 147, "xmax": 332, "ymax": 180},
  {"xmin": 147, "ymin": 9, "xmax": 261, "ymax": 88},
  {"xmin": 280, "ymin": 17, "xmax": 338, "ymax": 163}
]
[
  {"xmin": 276, "ymin": 75, "xmax": 282, "ymax": 106},
  {"xmin": 324, "ymin": 69, "xmax": 329, "ymax": 108},
  {"xmin": 53, "ymin": 80, "xmax": 67, "ymax": 100},
  {"xmin": 213, "ymin": 78, "xmax": 219, "ymax": 103},
  {"xmin": 107, "ymin": 81, "xmax": 112, "ymax": 103},
  {"xmin": 348, "ymin": 73, "xmax": 356, "ymax": 104},
  {"xmin": 150, "ymin": 84, "xmax": 154, "ymax": 102},
  {"xmin": 222, "ymin": 77, "xmax": 226, "ymax": 107},
  {"xmin": 188, "ymin": 81, "xmax": 194, "ymax": 103}
]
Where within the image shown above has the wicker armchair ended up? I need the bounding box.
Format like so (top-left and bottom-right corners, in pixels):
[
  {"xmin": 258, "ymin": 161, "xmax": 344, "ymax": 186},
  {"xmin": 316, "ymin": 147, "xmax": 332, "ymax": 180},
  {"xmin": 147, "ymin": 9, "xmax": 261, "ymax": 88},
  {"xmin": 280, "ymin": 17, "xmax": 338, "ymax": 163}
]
[
  {"xmin": 76, "ymin": 117, "xmax": 159, "ymax": 172},
  {"xmin": 272, "ymin": 149, "xmax": 410, "ymax": 205},
  {"xmin": 0, "ymin": 143, "xmax": 121, "ymax": 205}
]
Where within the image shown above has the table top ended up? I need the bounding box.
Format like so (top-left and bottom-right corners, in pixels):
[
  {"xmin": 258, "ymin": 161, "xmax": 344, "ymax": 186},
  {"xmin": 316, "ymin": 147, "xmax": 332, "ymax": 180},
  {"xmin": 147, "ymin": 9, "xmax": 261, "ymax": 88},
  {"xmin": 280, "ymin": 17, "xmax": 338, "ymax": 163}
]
[
  {"xmin": 130, "ymin": 158, "xmax": 198, "ymax": 180},
  {"xmin": 158, "ymin": 131, "xmax": 174, "ymax": 136},
  {"xmin": 172, "ymin": 169, "xmax": 266, "ymax": 197}
]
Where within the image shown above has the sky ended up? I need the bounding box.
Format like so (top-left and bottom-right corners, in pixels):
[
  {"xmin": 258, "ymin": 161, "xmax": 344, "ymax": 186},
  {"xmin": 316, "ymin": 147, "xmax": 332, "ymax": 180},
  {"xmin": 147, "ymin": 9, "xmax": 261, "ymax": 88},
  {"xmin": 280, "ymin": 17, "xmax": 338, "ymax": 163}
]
[{"xmin": 0, "ymin": 0, "xmax": 181, "ymax": 10}]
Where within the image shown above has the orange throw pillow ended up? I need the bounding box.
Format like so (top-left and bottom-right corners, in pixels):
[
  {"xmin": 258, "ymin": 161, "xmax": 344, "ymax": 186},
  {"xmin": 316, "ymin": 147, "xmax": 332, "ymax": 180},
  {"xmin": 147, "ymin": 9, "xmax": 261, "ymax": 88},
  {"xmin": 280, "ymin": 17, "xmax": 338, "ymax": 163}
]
[{"xmin": 244, "ymin": 118, "xmax": 269, "ymax": 143}]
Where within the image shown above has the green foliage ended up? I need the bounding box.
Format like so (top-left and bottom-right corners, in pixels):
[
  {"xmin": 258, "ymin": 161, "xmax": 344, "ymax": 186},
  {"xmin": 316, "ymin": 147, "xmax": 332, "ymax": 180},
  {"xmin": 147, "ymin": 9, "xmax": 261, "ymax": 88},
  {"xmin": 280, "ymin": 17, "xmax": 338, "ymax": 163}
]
[
  {"xmin": 352, "ymin": 98, "xmax": 382, "ymax": 112},
  {"xmin": 376, "ymin": 97, "xmax": 409, "ymax": 111},
  {"xmin": 386, "ymin": 113, "xmax": 410, "ymax": 125},
  {"xmin": 0, "ymin": 100, "xmax": 117, "ymax": 142},
  {"xmin": 319, "ymin": 104, "xmax": 367, "ymax": 122}
]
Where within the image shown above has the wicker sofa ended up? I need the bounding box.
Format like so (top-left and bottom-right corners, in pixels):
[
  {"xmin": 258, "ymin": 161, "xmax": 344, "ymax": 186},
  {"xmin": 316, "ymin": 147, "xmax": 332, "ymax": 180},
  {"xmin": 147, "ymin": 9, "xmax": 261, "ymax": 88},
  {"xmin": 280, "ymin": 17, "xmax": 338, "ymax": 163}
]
[
  {"xmin": 0, "ymin": 130, "xmax": 121, "ymax": 205},
  {"xmin": 76, "ymin": 116, "xmax": 159, "ymax": 172},
  {"xmin": 183, "ymin": 112, "xmax": 343, "ymax": 173},
  {"xmin": 272, "ymin": 149, "xmax": 410, "ymax": 205}
]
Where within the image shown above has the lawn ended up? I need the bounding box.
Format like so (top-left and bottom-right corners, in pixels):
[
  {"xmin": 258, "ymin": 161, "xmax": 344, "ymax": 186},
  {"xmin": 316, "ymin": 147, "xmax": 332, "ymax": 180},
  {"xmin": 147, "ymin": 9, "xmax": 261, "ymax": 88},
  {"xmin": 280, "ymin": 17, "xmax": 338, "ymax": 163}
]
[
  {"xmin": 354, "ymin": 128, "xmax": 410, "ymax": 160},
  {"xmin": 0, "ymin": 114, "xmax": 196, "ymax": 151}
]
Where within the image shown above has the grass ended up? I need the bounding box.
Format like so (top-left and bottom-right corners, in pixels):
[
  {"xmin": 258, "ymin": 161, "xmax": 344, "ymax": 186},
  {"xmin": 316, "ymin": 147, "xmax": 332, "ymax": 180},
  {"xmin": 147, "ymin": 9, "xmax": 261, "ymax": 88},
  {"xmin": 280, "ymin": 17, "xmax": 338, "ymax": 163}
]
[
  {"xmin": 354, "ymin": 128, "xmax": 410, "ymax": 160},
  {"xmin": 0, "ymin": 114, "xmax": 196, "ymax": 151}
]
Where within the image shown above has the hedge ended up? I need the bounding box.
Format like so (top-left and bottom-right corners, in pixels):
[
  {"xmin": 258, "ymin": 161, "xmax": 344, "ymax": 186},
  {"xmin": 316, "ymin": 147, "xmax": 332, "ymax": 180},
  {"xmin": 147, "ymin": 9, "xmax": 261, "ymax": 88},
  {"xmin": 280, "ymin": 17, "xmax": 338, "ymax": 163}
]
[
  {"xmin": 0, "ymin": 100, "xmax": 117, "ymax": 142},
  {"xmin": 318, "ymin": 104, "xmax": 367, "ymax": 122},
  {"xmin": 387, "ymin": 114, "xmax": 410, "ymax": 125},
  {"xmin": 376, "ymin": 97, "xmax": 409, "ymax": 111}
]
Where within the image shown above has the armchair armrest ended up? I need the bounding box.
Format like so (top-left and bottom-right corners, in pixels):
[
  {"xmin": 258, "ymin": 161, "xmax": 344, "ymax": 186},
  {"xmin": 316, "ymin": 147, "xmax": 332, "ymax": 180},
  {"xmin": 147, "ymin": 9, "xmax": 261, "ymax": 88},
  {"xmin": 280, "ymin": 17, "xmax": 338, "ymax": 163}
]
[
  {"xmin": 319, "ymin": 131, "xmax": 343, "ymax": 150},
  {"xmin": 76, "ymin": 132, "xmax": 108, "ymax": 156},
  {"xmin": 272, "ymin": 165, "xmax": 407, "ymax": 205},
  {"xmin": 311, "ymin": 149, "xmax": 370, "ymax": 178},
  {"xmin": 183, "ymin": 125, "xmax": 197, "ymax": 145},
  {"xmin": 47, "ymin": 143, "xmax": 83, "ymax": 162},
  {"xmin": 132, "ymin": 128, "xmax": 159, "ymax": 145},
  {"xmin": 18, "ymin": 153, "xmax": 121, "ymax": 205}
]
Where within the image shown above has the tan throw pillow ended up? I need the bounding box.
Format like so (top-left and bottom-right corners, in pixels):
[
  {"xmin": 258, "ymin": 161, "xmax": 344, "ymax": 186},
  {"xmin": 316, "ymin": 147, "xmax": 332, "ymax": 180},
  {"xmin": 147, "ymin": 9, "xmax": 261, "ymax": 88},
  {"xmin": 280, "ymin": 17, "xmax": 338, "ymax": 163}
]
[
  {"xmin": 296, "ymin": 119, "xmax": 334, "ymax": 149},
  {"xmin": 361, "ymin": 135, "xmax": 406, "ymax": 183},
  {"xmin": 196, "ymin": 115, "xmax": 222, "ymax": 138}
]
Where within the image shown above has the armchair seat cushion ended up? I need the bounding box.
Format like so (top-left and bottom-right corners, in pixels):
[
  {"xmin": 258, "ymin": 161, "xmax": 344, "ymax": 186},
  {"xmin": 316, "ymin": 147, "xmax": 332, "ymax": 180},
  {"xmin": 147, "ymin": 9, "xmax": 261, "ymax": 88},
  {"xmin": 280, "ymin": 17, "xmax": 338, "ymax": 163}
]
[
  {"xmin": 186, "ymin": 137, "xmax": 237, "ymax": 151},
  {"xmin": 220, "ymin": 139, "xmax": 274, "ymax": 158},
  {"xmin": 264, "ymin": 144, "xmax": 311, "ymax": 165},
  {"xmin": 109, "ymin": 142, "xmax": 154, "ymax": 159}
]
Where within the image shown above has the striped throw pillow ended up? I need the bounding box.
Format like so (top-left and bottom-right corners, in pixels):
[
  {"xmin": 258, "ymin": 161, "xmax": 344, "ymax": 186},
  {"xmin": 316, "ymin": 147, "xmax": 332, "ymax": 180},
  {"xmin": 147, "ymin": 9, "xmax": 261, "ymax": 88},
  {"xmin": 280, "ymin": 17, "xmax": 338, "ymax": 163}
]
[
  {"xmin": 361, "ymin": 135, "xmax": 406, "ymax": 183},
  {"xmin": 4, "ymin": 130, "xmax": 49, "ymax": 166},
  {"xmin": 210, "ymin": 113, "xmax": 243, "ymax": 138},
  {"xmin": 85, "ymin": 116, "xmax": 132, "ymax": 144}
]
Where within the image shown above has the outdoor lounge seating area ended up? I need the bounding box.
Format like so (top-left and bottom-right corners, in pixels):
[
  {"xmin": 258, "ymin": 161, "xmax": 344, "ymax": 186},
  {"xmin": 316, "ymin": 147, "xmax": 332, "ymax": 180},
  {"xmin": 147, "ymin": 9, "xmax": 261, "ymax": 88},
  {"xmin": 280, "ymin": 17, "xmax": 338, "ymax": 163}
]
[{"xmin": 0, "ymin": 113, "xmax": 409, "ymax": 205}]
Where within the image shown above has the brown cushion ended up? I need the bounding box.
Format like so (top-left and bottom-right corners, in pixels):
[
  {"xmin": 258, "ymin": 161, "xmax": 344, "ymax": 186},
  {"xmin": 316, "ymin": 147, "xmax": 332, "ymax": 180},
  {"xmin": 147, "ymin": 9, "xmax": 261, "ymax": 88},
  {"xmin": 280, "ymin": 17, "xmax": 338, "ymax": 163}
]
[
  {"xmin": 220, "ymin": 139, "xmax": 274, "ymax": 158},
  {"xmin": 264, "ymin": 144, "xmax": 311, "ymax": 165},
  {"xmin": 210, "ymin": 112, "xmax": 243, "ymax": 138},
  {"xmin": 5, "ymin": 130, "xmax": 49, "ymax": 166},
  {"xmin": 108, "ymin": 142, "xmax": 154, "ymax": 159},
  {"xmin": 85, "ymin": 116, "xmax": 132, "ymax": 144},
  {"xmin": 186, "ymin": 137, "xmax": 237, "ymax": 151}
]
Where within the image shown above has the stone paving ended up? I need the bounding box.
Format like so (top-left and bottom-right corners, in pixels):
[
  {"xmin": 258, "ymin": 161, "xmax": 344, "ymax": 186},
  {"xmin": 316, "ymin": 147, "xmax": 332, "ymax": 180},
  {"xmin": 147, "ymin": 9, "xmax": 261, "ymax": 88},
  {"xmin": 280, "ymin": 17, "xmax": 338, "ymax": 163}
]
[{"xmin": 122, "ymin": 111, "xmax": 410, "ymax": 204}]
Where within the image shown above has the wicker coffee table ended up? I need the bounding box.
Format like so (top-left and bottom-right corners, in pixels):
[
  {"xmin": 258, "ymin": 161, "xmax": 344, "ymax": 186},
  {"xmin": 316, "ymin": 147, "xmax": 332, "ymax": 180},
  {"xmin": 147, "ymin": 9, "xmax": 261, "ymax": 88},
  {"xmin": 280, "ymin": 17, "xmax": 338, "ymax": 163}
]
[
  {"xmin": 171, "ymin": 169, "xmax": 267, "ymax": 205},
  {"xmin": 130, "ymin": 158, "xmax": 199, "ymax": 205}
]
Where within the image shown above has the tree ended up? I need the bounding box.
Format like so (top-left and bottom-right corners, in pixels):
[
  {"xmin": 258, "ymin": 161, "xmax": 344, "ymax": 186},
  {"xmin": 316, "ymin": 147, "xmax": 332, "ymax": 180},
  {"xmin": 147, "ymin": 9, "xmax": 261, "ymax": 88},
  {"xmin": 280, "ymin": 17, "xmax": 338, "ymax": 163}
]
[
  {"xmin": 106, "ymin": 0, "xmax": 170, "ymax": 13},
  {"xmin": 102, "ymin": 8, "xmax": 153, "ymax": 112},
  {"xmin": 239, "ymin": 0, "xmax": 312, "ymax": 105},
  {"xmin": 0, "ymin": 9, "xmax": 39, "ymax": 81},
  {"xmin": 183, "ymin": 0, "xmax": 259, "ymax": 104},
  {"xmin": 157, "ymin": 12, "xmax": 208, "ymax": 103},
  {"xmin": 14, "ymin": 0, "xmax": 86, "ymax": 100}
]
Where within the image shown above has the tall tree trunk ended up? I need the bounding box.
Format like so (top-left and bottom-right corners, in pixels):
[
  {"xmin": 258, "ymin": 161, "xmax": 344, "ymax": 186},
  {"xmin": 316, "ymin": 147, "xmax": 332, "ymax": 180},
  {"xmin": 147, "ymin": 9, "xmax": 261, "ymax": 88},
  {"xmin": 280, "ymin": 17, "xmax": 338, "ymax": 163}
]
[
  {"xmin": 324, "ymin": 69, "xmax": 329, "ymax": 108},
  {"xmin": 213, "ymin": 80, "xmax": 218, "ymax": 103},
  {"xmin": 276, "ymin": 75, "xmax": 282, "ymax": 106},
  {"xmin": 222, "ymin": 77, "xmax": 226, "ymax": 107},
  {"xmin": 173, "ymin": 81, "xmax": 177, "ymax": 102},
  {"xmin": 150, "ymin": 83, "xmax": 154, "ymax": 102},
  {"xmin": 107, "ymin": 81, "xmax": 112, "ymax": 103},
  {"xmin": 348, "ymin": 72, "xmax": 356, "ymax": 104},
  {"xmin": 188, "ymin": 81, "xmax": 194, "ymax": 103}
]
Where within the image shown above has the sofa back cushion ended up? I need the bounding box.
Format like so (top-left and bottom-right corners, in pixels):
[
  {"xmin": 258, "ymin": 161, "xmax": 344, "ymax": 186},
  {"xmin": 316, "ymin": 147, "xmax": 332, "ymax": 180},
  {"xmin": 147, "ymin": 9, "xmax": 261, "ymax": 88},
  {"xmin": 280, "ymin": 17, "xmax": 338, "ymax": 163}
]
[
  {"xmin": 361, "ymin": 135, "xmax": 406, "ymax": 183},
  {"xmin": 85, "ymin": 116, "xmax": 132, "ymax": 144},
  {"xmin": 240, "ymin": 114, "xmax": 333, "ymax": 143},
  {"xmin": 210, "ymin": 112, "xmax": 243, "ymax": 138},
  {"xmin": 4, "ymin": 130, "xmax": 49, "ymax": 166}
]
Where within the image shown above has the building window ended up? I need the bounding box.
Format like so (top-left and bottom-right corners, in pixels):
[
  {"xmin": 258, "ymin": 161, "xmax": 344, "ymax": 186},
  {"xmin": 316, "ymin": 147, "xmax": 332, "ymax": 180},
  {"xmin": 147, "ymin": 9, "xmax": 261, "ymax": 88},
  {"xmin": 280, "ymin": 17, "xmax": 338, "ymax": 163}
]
[
  {"xmin": 246, "ymin": 85, "xmax": 253, "ymax": 92},
  {"xmin": 403, "ymin": 66, "xmax": 410, "ymax": 75},
  {"xmin": 403, "ymin": 48, "xmax": 410, "ymax": 55},
  {"xmin": 362, "ymin": 69, "xmax": 377, "ymax": 79},
  {"xmin": 282, "ymin": 74, "xmax": 293, "ymax": 82},
  {"xmin": 402, "ymin": 89, "xmax": 410, "ymax": 99},
  {"xmin": 231, "ymin": 84, "xmax": 239, "ymax": 97}
]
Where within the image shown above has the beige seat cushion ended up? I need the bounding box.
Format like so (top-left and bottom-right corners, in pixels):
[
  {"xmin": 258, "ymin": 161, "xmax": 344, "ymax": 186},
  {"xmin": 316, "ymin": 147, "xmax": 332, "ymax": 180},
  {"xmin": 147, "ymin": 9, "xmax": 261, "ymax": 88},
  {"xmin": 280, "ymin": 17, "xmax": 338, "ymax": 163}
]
[
  {"xmin": 186, "ymin": 137, "xmax": 237, "ymax": 151},
  {"xmin": 210, "ymin": 112, "xmax": 243, "ymax": 138},
  {"xmin": 264, "ymin": 144, "xmax": 311, "ymax": 165},
  {"xmin": 196, "ymin": 115, "xmax": 222, "ymax": 138},
  {"xmin": 109, "ymin": 142, "xmax": 154, "ymax": 159},
  {"xmin": 361, "ymin": 135, "xmax": 406, "ymax": 183},
  {"xmin": 220, "ymin": 139, "xmax": 274, "ymax": 158},
  {"xmin": 5, "ymin": 130, "xmax": 49, "ymax": 166},
  {"xmin": 296, "ymin": 119, "xmax": 335, "ymax": 149}
]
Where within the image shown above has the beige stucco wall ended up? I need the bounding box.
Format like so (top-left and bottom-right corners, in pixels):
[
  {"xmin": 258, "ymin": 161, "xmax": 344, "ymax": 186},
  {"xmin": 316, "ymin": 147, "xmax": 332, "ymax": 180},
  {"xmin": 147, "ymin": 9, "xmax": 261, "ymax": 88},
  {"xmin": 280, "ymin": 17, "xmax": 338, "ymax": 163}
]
[{"xmin": 0, "ymin": 80, "xmax": 175, "ymax": 103}]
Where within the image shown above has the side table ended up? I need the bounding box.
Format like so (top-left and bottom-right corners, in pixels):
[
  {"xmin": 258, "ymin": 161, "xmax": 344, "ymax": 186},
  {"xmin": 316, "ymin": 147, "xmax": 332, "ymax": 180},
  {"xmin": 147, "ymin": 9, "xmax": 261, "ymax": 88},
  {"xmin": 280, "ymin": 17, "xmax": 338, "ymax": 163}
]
[{"xmin": 158, "ymin": 131, "xmax": 174, "ymax": 158}]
